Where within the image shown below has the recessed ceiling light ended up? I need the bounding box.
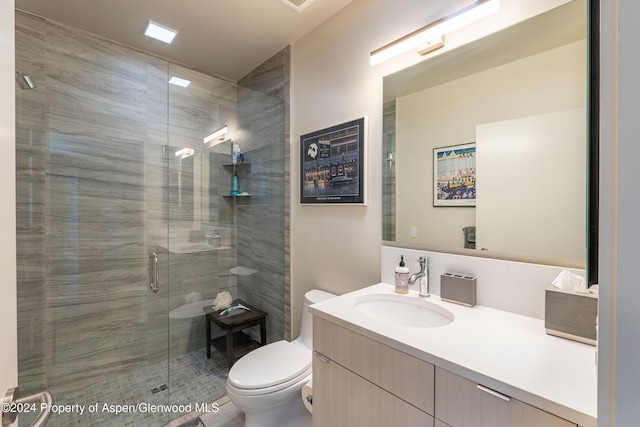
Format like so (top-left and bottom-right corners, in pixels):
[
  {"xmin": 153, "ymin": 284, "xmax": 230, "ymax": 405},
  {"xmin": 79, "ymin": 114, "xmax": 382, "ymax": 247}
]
[
  {"xmin": 144, "ymin": 20, "xmax": 177, "ymax": 44},
  {"xmin": 169, "ymin": 76, "xmax": 191, "ymax": 87}
]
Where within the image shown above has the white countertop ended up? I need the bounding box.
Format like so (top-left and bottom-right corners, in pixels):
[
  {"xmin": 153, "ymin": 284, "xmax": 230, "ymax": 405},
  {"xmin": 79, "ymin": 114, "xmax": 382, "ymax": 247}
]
[{"xmin": 310, "ymin": 283, "xmax": 597, "ymax": 427}]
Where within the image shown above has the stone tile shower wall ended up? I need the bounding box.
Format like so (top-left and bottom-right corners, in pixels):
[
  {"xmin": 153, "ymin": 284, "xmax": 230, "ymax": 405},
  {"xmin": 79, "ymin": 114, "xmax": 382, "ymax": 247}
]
[
  {"xmin": 234, "ymin": 49, "xmax": 289, "ymax": 342},
  {"xmin": 15, "ymin": 10, "xmax": 287, "ymax": 398},
  {"xmin": 17, "ymin": 12, "xmax": 165, "ymax": 396},
  {"xmin": 15, "ymin": 11, "xmax": 47, "ymax": 395}
]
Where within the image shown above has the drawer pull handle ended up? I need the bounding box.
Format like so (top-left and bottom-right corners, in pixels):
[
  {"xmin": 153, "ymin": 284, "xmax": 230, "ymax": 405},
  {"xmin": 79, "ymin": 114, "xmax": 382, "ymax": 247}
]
[
  {"xmin": 315, "ymin": 353, "xmax": 330, "ymax": 363},
  {"xmin": 477, "ymin": 384, "xmax": 511, "ymax": 402}
]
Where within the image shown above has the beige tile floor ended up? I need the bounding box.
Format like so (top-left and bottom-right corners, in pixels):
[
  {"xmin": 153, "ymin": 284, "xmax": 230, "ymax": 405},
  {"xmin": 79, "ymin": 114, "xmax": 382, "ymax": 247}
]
[
  {"xmin": 199, "ymin": 397, "xmax": 244, "ymax": 427},
  {"xmin": 167, "ymin": 396, "xmax": 244, "ymax": 427},
  {"xmin": 20, "ymin": 348, "xmax": 229, "ymax": 427}
]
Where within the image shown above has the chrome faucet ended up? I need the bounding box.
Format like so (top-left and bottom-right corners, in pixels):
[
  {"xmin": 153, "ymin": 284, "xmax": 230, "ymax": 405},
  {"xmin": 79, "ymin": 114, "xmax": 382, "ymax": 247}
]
[{"xmin": 408, "ymin": 256, "xmax": 429, "ymax": 297}]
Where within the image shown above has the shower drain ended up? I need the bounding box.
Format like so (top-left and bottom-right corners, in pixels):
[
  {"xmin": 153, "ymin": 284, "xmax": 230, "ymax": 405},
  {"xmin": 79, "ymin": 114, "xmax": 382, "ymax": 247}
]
[{"xmin": 151, "ymin": 384, "xmax": 169, "ymax": 394}]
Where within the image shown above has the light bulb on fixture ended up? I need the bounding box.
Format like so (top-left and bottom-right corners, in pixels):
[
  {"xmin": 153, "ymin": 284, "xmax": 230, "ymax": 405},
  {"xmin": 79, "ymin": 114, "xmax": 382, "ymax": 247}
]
[
  {"xmin": 203, "ymin": 126, "xmax": 229, "ymax": 145},
  {"xmin": 175, "ymin": 148, "xmax": 194, "ymax": 159}
]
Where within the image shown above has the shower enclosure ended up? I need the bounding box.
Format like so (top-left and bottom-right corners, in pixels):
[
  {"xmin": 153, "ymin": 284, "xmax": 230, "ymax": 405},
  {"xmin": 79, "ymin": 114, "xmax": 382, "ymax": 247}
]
[{"xmin": 15, "ymin": 11, "xmax": 286, "ymax": 426}]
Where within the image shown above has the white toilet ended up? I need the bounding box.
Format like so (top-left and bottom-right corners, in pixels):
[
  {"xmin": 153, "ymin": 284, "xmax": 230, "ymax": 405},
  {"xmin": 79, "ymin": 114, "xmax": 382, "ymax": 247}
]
[{"xmin": 226, "ymin": 289, "xmax": 335, "ymax": 427}]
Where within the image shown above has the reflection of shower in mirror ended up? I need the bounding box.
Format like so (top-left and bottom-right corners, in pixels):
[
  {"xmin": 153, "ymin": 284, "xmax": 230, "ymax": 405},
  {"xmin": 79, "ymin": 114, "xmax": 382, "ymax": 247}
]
[{"xmin": 386, "ymin": 151, "xmax": 395, "ymax": 169}]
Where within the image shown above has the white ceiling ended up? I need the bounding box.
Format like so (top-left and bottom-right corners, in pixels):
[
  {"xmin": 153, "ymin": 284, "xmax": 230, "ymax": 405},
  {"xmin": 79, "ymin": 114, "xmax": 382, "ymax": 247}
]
[{"xmin": 15, "ymin": 0, "xmax": 355, "ymax": 82}]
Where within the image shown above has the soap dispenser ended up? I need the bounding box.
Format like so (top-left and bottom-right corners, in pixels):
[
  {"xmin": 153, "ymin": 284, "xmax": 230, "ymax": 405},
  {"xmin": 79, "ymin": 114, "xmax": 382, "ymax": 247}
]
[{"xmin": 395, "ymin": 255, "xmax": 410, "ymax": 294}]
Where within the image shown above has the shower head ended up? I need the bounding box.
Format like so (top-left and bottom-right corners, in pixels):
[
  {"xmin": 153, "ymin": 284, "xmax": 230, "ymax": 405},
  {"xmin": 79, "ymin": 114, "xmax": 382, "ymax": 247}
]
[{"xmin": 15, "ymin": 69, "xmax": 37, "ymax": 90}]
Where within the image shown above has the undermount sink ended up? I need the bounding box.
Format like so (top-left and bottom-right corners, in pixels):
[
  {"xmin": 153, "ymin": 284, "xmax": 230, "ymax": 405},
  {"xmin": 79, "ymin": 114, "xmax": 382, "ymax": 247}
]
[{"xmin": 354, "ymin": 293, "xmax": 454, "ymax": 328}]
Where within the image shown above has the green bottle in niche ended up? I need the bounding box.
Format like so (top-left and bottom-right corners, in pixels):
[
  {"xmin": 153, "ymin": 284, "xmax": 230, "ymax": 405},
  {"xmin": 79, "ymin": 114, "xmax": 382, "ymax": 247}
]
[{"xmin": 232, "ymin": 171, "xmax": 239, "ymax": 196}]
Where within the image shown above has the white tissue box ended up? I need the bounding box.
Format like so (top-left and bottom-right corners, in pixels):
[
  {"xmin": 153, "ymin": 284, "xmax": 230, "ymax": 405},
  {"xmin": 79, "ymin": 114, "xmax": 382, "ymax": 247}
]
[{"xmin": 545, "ymin": 287, "xmax": 598, "ymax": 346}]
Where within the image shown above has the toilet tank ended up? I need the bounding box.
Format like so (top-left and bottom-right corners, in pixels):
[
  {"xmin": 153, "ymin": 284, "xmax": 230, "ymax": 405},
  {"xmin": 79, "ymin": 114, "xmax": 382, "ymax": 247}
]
[{"xmin": 297, "ymin": 289, "xmax": 336, "ymax": 349}]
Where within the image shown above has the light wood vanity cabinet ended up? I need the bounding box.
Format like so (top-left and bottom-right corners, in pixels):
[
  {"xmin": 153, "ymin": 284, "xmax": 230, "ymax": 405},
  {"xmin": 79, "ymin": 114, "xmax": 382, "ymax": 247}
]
[
  {"xmin": 313, "ymin": 354, "xmax": 433, "ymax": 426},
  {"xmin": 312, "ymin": 316, "xmax": 580, "ymax": 427},
  {"xmin": 313, "ymin": 317, "xmax": 435, "ymax": 426},
  {"xmin": 434, "ymin": 367, "xmax": 577, "ymax": 427}
]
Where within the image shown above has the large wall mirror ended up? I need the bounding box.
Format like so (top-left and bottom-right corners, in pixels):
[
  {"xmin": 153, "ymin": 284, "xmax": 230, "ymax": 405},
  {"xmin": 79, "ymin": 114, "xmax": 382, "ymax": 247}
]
[{"xmin": 382, "ymin": 0, "xmax": 598, "ymax": 283}]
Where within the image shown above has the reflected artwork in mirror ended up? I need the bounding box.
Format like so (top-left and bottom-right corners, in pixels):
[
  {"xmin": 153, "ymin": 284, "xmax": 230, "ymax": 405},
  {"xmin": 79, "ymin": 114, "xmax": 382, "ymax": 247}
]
[{"xmin": 382, "ymin": 0, "xmax": 598, "ymax": 284}]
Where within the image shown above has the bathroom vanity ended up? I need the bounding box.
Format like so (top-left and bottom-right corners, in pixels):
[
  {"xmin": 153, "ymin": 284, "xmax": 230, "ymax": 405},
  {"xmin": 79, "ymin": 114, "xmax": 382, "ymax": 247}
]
[{"xmin": 310, "ymin": 284, "xmax": 596, "ymax": 427}]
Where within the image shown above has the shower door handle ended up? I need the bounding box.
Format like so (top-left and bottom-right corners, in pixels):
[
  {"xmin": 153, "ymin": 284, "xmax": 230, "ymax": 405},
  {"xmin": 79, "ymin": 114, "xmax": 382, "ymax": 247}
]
[
  {"xmin": 2, "ymin": 387, "xmax": 52, "ymax": 427},
  {"xmin": 149, "ymin": 252, "xmax": 159, "ymax": 293}
]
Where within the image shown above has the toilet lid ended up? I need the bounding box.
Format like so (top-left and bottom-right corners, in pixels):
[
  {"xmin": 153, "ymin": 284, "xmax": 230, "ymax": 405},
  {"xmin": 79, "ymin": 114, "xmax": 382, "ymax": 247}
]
[{"xmin": 228, "ymin": 340, "xmax": 311, "ymax": 390}]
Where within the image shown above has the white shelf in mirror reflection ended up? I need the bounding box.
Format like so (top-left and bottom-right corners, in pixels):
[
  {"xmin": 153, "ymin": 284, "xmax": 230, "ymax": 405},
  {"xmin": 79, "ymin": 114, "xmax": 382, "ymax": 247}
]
[
  {"xmin": 159, "ymin": 241, "xmax": 230, "ymax": 254},
  {"xmin": 169, "ymin": 299, "xmax": 215, "ymax": 319},
  {"xmin": 231, "ymin": 266, "xmax": 258, "ymax": 276}
]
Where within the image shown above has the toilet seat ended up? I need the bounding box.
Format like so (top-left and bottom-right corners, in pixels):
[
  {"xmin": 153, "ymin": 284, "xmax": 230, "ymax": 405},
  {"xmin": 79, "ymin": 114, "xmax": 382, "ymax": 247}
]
[{"xmin": 227, "ymin": 340, "xmax": 311, "ymax": 396}]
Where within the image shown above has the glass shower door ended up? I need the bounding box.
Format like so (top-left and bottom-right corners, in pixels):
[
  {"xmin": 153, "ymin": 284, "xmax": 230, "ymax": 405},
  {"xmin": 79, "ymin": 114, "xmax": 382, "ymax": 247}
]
[
  {"xmin": 163, "ymin": 63, "xmax": 237, "ymax": 423},
  {"xmin": 15, "ymin": 13, "xmax": 173, "ymax": 425}
]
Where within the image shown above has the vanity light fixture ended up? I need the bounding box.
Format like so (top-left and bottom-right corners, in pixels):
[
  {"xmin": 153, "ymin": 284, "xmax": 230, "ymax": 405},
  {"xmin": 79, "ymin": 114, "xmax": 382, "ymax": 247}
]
[
  {"xmin": 169, "ymin": 76, "xmax": 191, "ymax": 87},
  {"xmin": 370, "ymin": 0, "xmax": 499, "ymax": 66},
  {"xmin": 203, "ymin": 126, "xmax": 229, "ymax": 145},
  {"xmin": 144, "ymin": 20, "xmax": 178, "ymax": 44},
  {"xmin": 175, "ymin": 148, "xmax": 194, "ymax": 159}
]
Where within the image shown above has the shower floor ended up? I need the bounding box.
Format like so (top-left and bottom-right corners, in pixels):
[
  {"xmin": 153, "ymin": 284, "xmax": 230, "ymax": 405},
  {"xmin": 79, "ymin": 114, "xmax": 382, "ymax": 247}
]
[{"xmin": 20, "ymin": 348, "xmax": 229, "ymax": 427}]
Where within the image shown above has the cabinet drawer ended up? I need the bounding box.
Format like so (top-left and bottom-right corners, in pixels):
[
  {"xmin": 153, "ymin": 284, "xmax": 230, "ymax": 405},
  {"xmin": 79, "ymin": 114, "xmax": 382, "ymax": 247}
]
[
  {"xmin": 511, "ymin": 399, "xmax": 577, "ymax": 427},
  {"xmin": 314, "ymin": 317, "xmax": 435, "ymax": 415},
  {"xmin": 313, "ymin": 352, "xmax": 434, "ymax": 427},
  {"xmin": 435, "ymin": 367, "xmax": 577, "ymax": 427},
  {"xmin": 436, "ymin": 367, "xmax": 510, "ymax": 427}
]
